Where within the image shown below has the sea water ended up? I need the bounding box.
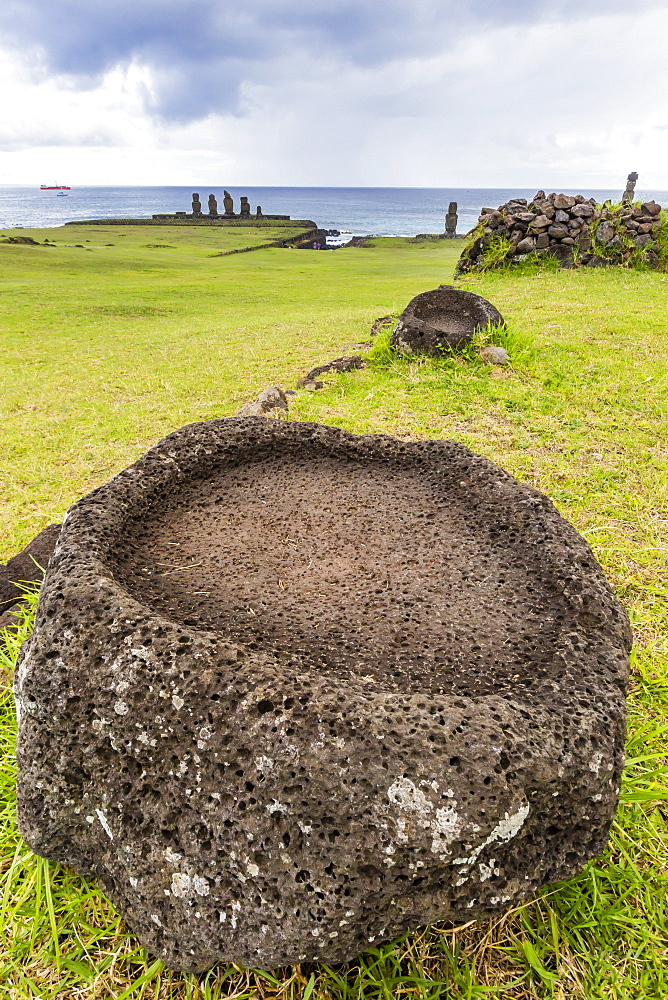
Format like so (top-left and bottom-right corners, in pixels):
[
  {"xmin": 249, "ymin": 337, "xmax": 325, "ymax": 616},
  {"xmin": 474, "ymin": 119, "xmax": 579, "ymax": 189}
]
[{"xmin": 1, "ymin": 185, "xmax": 666, "ymax": 237}]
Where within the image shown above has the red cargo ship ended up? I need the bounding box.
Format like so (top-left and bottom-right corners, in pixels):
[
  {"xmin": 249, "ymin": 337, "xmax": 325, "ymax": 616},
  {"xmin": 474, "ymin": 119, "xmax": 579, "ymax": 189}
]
[{"xmin": 40, "ymin": 184, "xmax": 71, "ymax": 190}]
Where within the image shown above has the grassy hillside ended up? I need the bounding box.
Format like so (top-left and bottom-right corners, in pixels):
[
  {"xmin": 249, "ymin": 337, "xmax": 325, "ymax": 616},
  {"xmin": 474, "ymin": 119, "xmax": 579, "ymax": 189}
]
[
  {"xmin": 1, "ymin": 225, "xmax": 455, "ymax": 557},
  {"xmin": 1, "ymin": 224, "xmax": 667, "ymax": 998}
]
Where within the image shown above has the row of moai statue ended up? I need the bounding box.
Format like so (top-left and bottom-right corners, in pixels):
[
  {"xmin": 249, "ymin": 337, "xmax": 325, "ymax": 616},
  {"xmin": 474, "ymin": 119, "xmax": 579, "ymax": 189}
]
[
  {"xmin": 191, "ymin": 191, "xmax": 262, "ymax": 218},
  {"xmin": 622, "ymin": 171, "xmax": 638, "ymax": 204},
  {"xmin": 445, "ymin": 201, "xmax": 458, "ymax": 237}
]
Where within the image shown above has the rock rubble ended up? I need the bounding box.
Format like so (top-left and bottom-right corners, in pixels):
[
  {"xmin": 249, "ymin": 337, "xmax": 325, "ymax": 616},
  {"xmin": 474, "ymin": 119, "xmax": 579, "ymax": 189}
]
[{"xmin": 457, "ymin": 191, "xmax": 664, "ymax": 272}]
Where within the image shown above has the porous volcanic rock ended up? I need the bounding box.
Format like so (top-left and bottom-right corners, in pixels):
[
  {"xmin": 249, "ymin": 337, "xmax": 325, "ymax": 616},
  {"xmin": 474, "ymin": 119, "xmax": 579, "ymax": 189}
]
[
  {"xmin": 15, "ymin": 419, "xmax": 631, "ymax": 972},
  {"xmin": 301, "ymin": 355, "xmax": 366, "ymax": 382},
  {"xmin": 391, "ymin": 286, "xmax": 504, "ymax": 355}
]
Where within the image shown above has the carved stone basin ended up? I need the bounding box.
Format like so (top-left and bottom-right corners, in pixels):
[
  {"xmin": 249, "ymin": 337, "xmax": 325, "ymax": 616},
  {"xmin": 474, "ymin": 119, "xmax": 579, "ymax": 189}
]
[
  {"xmin": 391, "ymin": 285, "xmax": 504, "ymax": 355},
  {"xmin": 15, "ymin": 419, "xmax": 631, "ymax": 972}
]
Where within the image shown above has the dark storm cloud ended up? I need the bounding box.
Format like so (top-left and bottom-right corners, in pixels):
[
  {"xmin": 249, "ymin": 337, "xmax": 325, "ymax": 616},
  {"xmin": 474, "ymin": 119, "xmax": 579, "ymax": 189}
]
[{"xmin": 0, "ymin": 0, "xmax": 662, "ymax": 121}]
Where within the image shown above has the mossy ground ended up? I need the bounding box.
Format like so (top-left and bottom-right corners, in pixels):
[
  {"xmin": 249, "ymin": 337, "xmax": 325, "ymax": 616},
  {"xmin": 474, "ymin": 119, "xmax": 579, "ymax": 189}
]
[{"xmin": 1, "ymin": 226, "xmax": 667, "ymax": 998}]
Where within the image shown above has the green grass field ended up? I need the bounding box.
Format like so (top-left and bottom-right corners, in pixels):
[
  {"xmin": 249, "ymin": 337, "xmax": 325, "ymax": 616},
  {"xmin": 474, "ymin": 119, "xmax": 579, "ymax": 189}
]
[{"xmin": 1, "ymin": 225, "xmax": 667, "ymax": 998}]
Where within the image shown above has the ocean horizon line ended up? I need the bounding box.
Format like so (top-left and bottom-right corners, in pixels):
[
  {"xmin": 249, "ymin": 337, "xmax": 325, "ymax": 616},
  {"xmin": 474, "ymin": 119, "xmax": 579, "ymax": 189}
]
[{"xmin": 2, "ymin": 184, "xmax": 666, "ymax": 235}]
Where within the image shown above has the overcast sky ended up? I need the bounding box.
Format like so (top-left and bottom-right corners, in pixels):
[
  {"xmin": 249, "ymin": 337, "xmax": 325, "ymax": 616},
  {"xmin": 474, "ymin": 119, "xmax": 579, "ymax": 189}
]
[{"xmin": 1, "ymin": 0, "xmax": 668, "ymax": 188}]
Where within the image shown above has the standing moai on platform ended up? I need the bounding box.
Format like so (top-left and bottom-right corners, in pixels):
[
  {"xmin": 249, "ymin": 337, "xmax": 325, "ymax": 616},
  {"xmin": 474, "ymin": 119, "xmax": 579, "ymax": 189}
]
[
  {"xmin": 622, "ymin": 171, "xmax": 638, "ymax": 204},
  {"xmin": 240, "ymin": 197, "xmax": 251, "ymax": 217},
  {"xmin": 208, "ymin": 194, "xmax": 218, "ymax": 216},
  {"xmin": 256, "ymin": 206, "xmax": 262, "ymax": 217},
  {"xmin": 445, "ymin": 201, "xmax": 458, "ymax": 237},
  {"xmin": 223, "ymin": 190, "xmax": 234, "ymax": 215},
  {"xmin": 192, "ymin": 193, "xmax": 202, "ymax": 216}
]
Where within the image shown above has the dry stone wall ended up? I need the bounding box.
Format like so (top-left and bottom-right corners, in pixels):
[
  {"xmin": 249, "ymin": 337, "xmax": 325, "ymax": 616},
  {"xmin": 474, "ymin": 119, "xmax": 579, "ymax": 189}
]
[{"xmin": 457, "ymin": 191, "xmax": 665, "ymax": 273}]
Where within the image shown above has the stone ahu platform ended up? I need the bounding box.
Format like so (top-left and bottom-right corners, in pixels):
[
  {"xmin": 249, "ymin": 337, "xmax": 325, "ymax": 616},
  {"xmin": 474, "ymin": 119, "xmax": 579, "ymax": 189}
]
[
  {"xmin": 66, "ymin": 190, "xmax": 316, "ymax": 231},
  {"xmin": 15, "ymin": 420, "xmax": 631, "ymax": 972},
  {"xmin": 66, "ymin": 217, "xmax": 317, "ymax": 229}
]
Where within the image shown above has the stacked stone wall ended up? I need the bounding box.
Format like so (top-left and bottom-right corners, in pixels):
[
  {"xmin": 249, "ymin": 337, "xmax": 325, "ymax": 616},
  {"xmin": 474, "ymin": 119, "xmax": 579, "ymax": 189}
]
[{"xmin": 457, "ymin": 191, "xmax": 664, "ymax": 272}]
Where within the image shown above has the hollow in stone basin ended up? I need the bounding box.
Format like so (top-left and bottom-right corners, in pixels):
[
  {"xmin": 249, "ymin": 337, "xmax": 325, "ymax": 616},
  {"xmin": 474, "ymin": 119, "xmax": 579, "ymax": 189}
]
[
  {"xmin": 119, "ymin": 455, "xmax": 577, "ymax": 698},
  {"xmin": 15, "ymin": 419, "xmax": 631, "ymax": 972}
]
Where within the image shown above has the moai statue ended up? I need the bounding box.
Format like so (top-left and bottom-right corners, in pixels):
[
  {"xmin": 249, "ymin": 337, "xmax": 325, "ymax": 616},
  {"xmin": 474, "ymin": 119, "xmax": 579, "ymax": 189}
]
[
  {"xmin": 240, "ymin": 196, "xmax": 251, "ymax": 217},
  {"xmin": 256, "ymin": 205, "xmax": 262, "ymax": 217},
  {"xmin": 223, "ymin": 190, "xmax": 234, "ymax": 215},
  {"xmin": 192, "ymin": 192, "xmax": 202, "ymax": 216},
  {"xmin": 445, "ymin": 201, "xmax": 458, "ymax": 237},
  {"xmin": 208, "ymin": 193, "xmax": 218, "ymax": 216},
  {"xmin": 622, "ymin": 171, "xmax": 638, "ymax": 204}
]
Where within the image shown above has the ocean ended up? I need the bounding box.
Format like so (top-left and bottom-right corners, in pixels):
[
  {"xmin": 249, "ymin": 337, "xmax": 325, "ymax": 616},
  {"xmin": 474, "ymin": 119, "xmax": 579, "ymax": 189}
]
[{"xmin": 1, "ymin": 185, "xmax": 666, "ymax": 238}]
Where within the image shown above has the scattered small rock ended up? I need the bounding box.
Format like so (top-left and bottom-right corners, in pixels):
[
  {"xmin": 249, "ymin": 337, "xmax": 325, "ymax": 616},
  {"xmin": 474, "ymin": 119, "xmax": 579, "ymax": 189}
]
[
  {"xmin": 235, "ymin": 386, "xmax": 289, "ymax": 418},
  {"xmin": 370, "ymin": 315, "xmax": 394, "ymax": 337},
  {"xmin": 302, "ymin": 356, "xmax": 366, "ymax": 381},
  {"xmin": 479, "ymin": 345, "xmax": 510, "ymax": 365},
  {"xmin": 296, "ymin": 378, "xmax": 325, "ymax": 390}
]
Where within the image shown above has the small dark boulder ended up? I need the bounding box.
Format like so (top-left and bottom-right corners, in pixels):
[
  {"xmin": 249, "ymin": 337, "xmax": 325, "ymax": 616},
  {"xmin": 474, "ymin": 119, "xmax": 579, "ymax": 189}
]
[
  {"xmin": 0, "ymin": 524, "xmax": 62, "ymax": 613},
  {"xmin": 547, "ymin": 223, "xmax": 569, "ymax": 240},
  {"xmin": 572, "ymin": 204, "xmax": 594, "ymax": 218},
  {"xmin": 596, "ymin": 222, "xmax": 615, "ymax": 244},
  {"xmin": 479, "ymin": 344, "xmax": 509, "ymax": 365},
  {"xmin": 296, "ymin": 378, "xmax": 325, "ymax": 390},
  {"xmin": 546, "ymin": 244, "xmax": 575, "ymax": 267},
  {"xmin": 584, "ymin": 255, "xmax": 609, "ymax": 267},
  {"xmin": 391, "ymin": 286, "xmax": 504, "ymax": 356},
  {"xmin": 553, "ymin": 194, "xmax": 576, "ymax": 209},
  {"xmin": 516, "ymin": 236, "xmax": 536, "ymax": 254},
  {"xmin": 0, "ymin": 603, "xmax": 25, "ymax": 632}
]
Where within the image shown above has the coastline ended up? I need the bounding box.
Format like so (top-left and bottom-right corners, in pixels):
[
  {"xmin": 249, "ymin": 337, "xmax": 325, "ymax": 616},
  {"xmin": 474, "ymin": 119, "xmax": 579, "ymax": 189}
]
[{"xmin": 2, "ymin": 185, "xmax": 666, "ymax": 235}]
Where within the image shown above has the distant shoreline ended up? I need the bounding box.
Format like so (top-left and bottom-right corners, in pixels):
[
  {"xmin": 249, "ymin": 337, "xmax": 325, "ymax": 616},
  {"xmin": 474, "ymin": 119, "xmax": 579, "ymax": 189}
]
[{"xmin": 2, "ymin": 185, "xmax": 666, "ymax": 236}]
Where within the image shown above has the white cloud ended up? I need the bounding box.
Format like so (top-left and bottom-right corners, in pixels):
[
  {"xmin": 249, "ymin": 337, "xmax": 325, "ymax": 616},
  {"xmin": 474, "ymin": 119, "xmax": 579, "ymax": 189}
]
[{"xmin": 1, "ymin": 4, "xmax": 668, "ymax": 186}]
